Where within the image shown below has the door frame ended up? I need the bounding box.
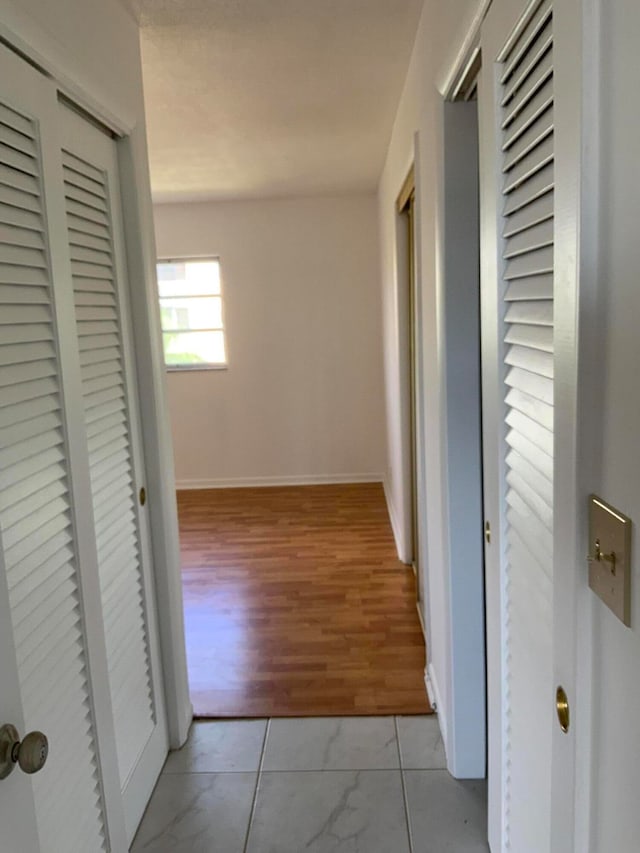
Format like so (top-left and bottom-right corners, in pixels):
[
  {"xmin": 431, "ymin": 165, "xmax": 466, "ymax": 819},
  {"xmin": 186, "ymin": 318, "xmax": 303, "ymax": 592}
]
[
  {"xmin": 550, "ymin": 0, "xmax": 601, "ymax": 848},
  {"xmin": 394, "ymin": 152, "xmax": 434, "ymax": 666},
  {"xmin": 396, "ymin": 166, "xmax": 421, "ymax": 592}
]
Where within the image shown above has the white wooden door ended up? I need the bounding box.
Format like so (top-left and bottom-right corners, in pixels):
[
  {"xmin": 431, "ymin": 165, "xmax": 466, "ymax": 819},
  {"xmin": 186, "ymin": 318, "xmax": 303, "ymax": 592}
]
[
  {"xmin": 0, "ymin": 40, "xmax": 168, "ymax": 852},
  {"xmin": 0, "ymin": 43, "xmax": 127, "ymax": 852},
  {"xmin": 479, "ymin": 0, "xmax": 555, "ymax": 849},
  {"xmin": 59, "ymin": 103, "xmax": 168, "ymax": 844}
]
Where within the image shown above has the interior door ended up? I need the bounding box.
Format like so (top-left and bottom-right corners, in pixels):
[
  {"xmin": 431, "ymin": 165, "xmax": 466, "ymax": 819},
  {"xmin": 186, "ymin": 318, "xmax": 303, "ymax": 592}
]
[
  {"xmin": 58, "ymin": 103, "xmax": 168, "ymax": 843},
  {"xmin": 479, "ymin": 0, "xmax": 555, "ymax": 849},
  {"xmin": 0, "ymin": 43, "xmax": 127, "ymax": 852}
]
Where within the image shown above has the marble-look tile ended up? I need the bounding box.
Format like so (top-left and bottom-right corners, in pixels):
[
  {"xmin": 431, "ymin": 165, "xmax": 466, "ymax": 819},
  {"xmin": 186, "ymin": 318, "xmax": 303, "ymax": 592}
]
[
  {"xmin": 262, "ymin": 716, "xmax": 399, "ymax": 771},
  {"xmin": 246, "ymin": 770, "xmax": 410, "ymax": 853},
  {"xmin": 131, "ymin": 772, "xmax": 256, "ymax": 853},
  {"xmin": 404, "ymin": 770, "xmax": 489, "ymax": 852},
  {"xmin": 396, "ymin": 715, "xmax": 446, "ymax": 769},
  {"xmin": 164, "ymin": 719, "xmax": 267, "ymax": 773}
]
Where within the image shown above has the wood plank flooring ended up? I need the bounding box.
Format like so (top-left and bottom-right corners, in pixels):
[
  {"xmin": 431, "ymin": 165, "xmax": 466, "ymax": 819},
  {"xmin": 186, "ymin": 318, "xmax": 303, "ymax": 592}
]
[{"xmin": 177, "ymin": 483, "xmax": 431, "ymax": 717}]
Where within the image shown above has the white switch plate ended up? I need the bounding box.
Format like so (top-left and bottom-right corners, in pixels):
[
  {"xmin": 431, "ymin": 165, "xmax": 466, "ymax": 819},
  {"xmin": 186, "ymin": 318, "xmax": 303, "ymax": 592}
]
[{"xmin": 588, "ymin": 495, "xmax": 632, "ymax": 626}]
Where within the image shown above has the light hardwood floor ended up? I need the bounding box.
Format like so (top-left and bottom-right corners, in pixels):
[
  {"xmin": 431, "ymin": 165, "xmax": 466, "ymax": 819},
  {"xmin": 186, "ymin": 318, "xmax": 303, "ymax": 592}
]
[{"xmin": 177, "ymin": 483, "xmax": 431, "ymax": 717}]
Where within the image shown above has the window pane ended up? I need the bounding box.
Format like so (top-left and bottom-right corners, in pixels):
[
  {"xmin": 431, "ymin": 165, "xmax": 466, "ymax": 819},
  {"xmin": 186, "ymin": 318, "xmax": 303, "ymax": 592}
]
[
  {"xmin": 160, "ymin": 296, "xmax": 222, "ymax": 331},
  {"xmin": 157, "ymin": 260, "xmax": 221, "ymax": 297},
  {"xmin": 163, "ymin": 330, "xmax": 226, "ymax": 365}
]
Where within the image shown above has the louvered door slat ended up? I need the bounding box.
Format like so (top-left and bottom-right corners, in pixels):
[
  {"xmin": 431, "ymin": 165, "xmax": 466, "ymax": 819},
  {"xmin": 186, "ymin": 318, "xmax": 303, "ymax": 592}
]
[
  {"xmin": 503, "ymin": 162, "xmax": 553, "ymax": 215},
  {"xmin": 503, "ymin": 135, "xmax": 554, "ymax": 195},
  {"xmin": 0, "ymin": 393, "xmax": 60, "ymax": 430},
  {"xmin": 506, "ymin": 409, "xmax": 553, "ymax": 455},
  {"xmin": 505, "ymin": 344, "xmax": 553, "ymax": 377},
  {"xmin": 505, "ymin": 388, "xmax": 553, "ymax": 430},
  {"xmin": 498, "ymin": 3, "xmax": 554, "ymax": 848},
  {"xmin": 504, "ymin": 219, "xmax": 553, "ymax": 258},
  {"xmin": 502, "ymin": 18, "xmax": 552, "ymax": 104},
  {"xmin": 0, "ymin": 104, "xmax": 36, "ymax": 137},
  {"xmin": 0, "ymin": 142, "xmax": 38, "ymax": 178},
  {"xmin": 2, "ymin": 478, "xmax": 67, "ymax": 530},
  {"xmin": 504, "ymin": 191, "xmax": 552, "ymax": 234},
  {"xmin": 505, "ymin": 323, "xmax": 553, "ymax": 352},
  {"xmin": 0, "ymin": 409, "xmax": 61, "ymax": 447},
  {"xmin": 63, "ymin": 148, "xmax": 155, "ymax": 792},
  {"xmin": 0, "ymin": 285, "xmax": 50, "ymax": 306},
  {"xmin": 86, "ymin": 410, "xmax": 127, "ymax": 440},
  {"xmin": 0, "ymin": 201, "xmax": 43, "ymax": 232},
  {"xmin": 20, "ymin": 627, "xmax": 84, "ymax": 699},
  {"xmin": 92, "ymin": 470, "xmax": 132, "ymax": 508},
  {"xmin": 502, "ymin": 50, "xmax": 553, "ymax": 127},
  {"xmin": 22, "ymin": 643, "xmax": 84, "ymax": 710},
  {"xmin": 0, "ymin": 100, "xmax": 108, "ymax": 852},
  {"xmin": 505, "ymin": 299, "xmax": 553, "ymax": 325},
  {"xmin": 0, "ymin": 184, "xmax": 41, "ymax": 213},
  {"xmin": 3, "ymin": 494, "xmax": 69, "ymax": 550},
  {"xmin": 10, "ymin": 544, "xmax": 74, "ymax": 604},
  {"xmin": 0, "ymin": 223, "xmax": 45, "ymax": 248}
]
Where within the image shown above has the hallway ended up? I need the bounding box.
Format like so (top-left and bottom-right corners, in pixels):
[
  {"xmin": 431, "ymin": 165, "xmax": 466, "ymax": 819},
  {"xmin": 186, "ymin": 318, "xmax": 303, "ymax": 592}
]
[
  {"xmin": 178, "ymin": 483, "xmax": 430, "ymax": 717},
  {"xmin": 132, "ymin": 716, "xmax": 488, "ymax": 852}
]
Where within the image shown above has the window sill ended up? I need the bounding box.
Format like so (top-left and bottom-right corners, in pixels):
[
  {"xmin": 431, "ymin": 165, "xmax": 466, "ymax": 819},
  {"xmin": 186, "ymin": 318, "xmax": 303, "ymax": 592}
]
[{"xmin": 165, "ymin": 364, "xmax": 228, "ymax": 373}]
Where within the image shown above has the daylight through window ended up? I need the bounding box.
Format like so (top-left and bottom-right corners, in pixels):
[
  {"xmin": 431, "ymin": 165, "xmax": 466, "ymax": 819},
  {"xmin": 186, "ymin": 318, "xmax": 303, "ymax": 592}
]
[{"xmin": 156, "ymin": 259, "xmax": 227, "ymax": 368}]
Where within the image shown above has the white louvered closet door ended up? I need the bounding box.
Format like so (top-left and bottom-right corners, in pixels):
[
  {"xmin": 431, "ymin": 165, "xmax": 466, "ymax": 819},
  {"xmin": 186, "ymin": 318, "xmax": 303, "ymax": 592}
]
[
  {"xmin": 59, "ymin": 104, "xmax": 168, "ymax": 845},
  {"xmin": 0, "ymin": 43, "xmax": 127, "ymax": 853},
  {"xmin": 480, "ymin": 0, "xmax": 554, "ymax": 850}
]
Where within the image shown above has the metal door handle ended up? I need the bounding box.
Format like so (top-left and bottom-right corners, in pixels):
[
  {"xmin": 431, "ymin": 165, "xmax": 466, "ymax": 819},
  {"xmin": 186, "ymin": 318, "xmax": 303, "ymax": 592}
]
[{"xmin": 0, "ymin": 724, "xmax": 48, "ymax": 779}]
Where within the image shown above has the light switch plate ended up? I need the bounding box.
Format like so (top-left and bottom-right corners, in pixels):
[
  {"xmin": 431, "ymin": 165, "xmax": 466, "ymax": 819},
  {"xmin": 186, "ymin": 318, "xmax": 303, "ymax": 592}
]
[{"xmin": 588, "ymin": 495, "xmax": 632, "ymax": 626}]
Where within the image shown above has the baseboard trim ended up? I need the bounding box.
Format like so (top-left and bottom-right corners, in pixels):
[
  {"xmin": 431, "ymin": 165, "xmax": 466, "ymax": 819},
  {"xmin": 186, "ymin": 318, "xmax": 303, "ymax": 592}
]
[
  {"xmin": 415, "ymin": 600, "xmax": 427, "ymax": 641},
  {"xmin": 382, "ymin": 480, "xmax": 402, "ymax": 559},
  {"xmin": 176, "ymin": 473, "xmax": 384, "ymax": 490},
  {"xmin": 383, "ymin": 478, "xmax": 410, "ymax": 564},
  {"xmin": 426, "ymin": 663, "xmax": 451, "ymax": 770},
  {"xmin": 426, "ymin": 662, "xmax": 444, "ymax": 720}
]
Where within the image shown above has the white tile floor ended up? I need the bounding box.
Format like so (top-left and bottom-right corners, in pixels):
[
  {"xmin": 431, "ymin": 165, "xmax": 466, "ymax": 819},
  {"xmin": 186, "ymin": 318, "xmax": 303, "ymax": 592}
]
[{"xmin": 131, "ymin": 716, "xmax": 488, "ymax": 853}]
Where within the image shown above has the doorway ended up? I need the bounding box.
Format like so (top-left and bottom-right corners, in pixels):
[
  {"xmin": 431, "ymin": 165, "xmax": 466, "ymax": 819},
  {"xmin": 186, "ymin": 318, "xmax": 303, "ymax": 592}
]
[{"xmin": 396, "ymin": 168, "xmax": 421, "ymax": 604}]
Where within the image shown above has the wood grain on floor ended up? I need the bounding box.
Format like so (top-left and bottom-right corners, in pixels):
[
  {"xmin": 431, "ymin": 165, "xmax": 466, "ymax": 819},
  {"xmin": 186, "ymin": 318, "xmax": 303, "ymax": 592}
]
[{"xmin": 177, "ymin": 483, "xmax": 431, "ymax": 717}]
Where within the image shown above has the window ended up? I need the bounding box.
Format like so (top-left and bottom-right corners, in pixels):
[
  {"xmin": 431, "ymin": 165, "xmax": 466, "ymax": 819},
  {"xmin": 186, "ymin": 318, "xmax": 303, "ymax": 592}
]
[{"xmin": 156, "ymin": 258, "xmax": 227, "ymax": 368}]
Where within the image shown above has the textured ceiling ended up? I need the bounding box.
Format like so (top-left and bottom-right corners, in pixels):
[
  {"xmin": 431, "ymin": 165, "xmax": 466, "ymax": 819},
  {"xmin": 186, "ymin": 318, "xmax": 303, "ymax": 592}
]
[{"xmin": 134, "ymin": 0, "xmax": 424, "ymax": 201}]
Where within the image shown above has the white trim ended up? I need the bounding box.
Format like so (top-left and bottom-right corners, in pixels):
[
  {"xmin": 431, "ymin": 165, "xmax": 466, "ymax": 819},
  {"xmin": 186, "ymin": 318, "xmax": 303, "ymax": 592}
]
[
  {"xmin": 177, "ymin": 473, "xmax": 384, "ymax": 490},
  {"xmin": 438, "ymin": 0, "xmax": 493, "ymax": 97},
  {"xmin": 384, "ymin": 478, "xmax": 411, "ymax": 564},
  {"xmin": 426, "ymin": 664, "xmax": 446, "ymax": 742},
  {"xmin": 118, "ymin": 131, "xmax": 193, "ymax": 751}
]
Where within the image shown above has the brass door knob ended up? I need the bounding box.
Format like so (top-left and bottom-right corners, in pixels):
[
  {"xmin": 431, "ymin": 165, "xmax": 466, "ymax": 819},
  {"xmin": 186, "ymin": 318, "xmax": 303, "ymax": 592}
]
[
  {"xmin": 556, "ymin": 686, "xmax": 570, "ymax": 733},
  {"xmin": 0, "ymin": 724, "xmax": 48, "ymax": 779}
]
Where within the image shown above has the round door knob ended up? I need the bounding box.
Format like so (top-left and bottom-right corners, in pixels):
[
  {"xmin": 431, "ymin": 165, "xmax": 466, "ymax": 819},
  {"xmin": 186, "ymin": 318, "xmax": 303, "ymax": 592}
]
[{"xmin": 0, "ymin": 724, "xmax": 48, "ymax": 779}]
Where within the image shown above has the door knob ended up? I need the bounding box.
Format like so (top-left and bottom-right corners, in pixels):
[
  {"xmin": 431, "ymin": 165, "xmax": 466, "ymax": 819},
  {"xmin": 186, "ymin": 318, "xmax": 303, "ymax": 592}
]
[{"xmin": 0, "ymin": 724, "xmax": 48, "ymax": 779}]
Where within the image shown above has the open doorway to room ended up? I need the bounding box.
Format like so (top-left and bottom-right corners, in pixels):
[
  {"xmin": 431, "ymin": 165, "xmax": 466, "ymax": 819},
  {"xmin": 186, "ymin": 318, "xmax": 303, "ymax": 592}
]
[
  {"xmin": 396, "ymin": 166, "xmax": 422, "ymax": 608},
  {"xmin": 138, "ymin": 0, "xmax": 433, "ymax": 726},
  {"xmin": 152, "ymin": 198, "xmax": 431, "ymax": 721}
]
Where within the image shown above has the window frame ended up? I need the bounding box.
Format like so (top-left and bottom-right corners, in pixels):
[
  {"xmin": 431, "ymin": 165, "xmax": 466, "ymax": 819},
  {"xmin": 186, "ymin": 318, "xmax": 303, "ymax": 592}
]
[{"xmin": 156, "ymin": 255, "xmax": 228, "ymax": 372}]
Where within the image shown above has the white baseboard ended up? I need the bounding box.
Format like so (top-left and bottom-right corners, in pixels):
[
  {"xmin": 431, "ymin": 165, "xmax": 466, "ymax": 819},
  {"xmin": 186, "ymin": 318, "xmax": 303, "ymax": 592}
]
[
  {"xmin": 176, "ymin": 473, "xmax": 384, "ymax": 490},
  {"xmin": 383, "ymin": 478, "xmax": 411, "ymax": 564},
  {"xmin": 426, "ymin": 663, "xmax": 445, "ymax": 737},
  {"xmin": 426, "ymin": 663, "xmax": 449, "ymax": 767},
  {"xmin": 383, "ymin": 478, "xmax": 401, "ymax": 551},
  {"xmin": 415, "ymin": 600, "xmax": 427, "ymax": 640}
]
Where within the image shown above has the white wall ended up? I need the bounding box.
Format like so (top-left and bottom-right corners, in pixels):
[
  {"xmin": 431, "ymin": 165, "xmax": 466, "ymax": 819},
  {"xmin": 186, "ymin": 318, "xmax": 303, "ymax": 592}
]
[
  {"xmin": 0, "ymin": 0, "xmax": 140, "ymax": 129},
  {"xmin": 580, "ymin": 2, "xmax": 640, "ymax": 848},
  {"xmin": 377, "ymin": 0, "xmax": 487, "ymax": 771},
  {"xmin": 153, "ymin": 195, "xmax": 386, "ymax": 487}
]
